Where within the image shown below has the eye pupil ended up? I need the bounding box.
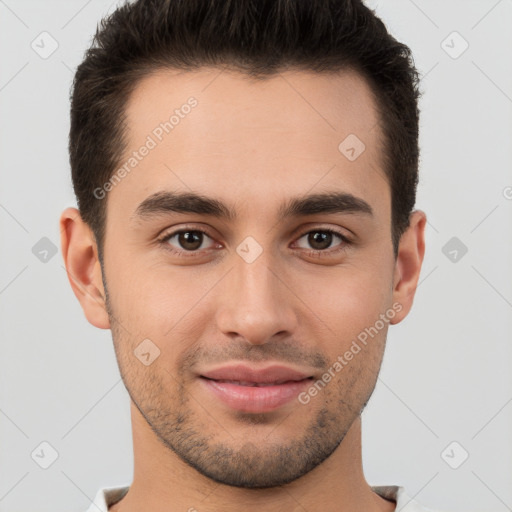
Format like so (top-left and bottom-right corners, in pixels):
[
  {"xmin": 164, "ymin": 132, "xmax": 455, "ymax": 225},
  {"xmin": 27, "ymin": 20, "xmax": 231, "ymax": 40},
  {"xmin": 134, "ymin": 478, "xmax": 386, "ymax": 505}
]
[
  {"xmin": 179, "ymin": 231, "xmax": 202, "ymax": 250},
  {"xmin": 309, "ymin": 231, "xmax": 332, "ymax": 250}
]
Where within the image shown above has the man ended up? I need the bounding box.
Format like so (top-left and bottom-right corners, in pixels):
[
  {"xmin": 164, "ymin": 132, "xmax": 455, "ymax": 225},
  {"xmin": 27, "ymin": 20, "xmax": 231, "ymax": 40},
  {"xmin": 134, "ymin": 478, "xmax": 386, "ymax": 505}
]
[{"xmin": 59, "ymin": 0, "xmax": 441, "ymax": 510}]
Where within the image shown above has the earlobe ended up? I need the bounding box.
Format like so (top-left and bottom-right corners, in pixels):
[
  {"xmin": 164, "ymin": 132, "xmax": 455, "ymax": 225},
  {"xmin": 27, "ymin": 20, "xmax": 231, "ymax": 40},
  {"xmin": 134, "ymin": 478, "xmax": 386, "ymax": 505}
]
[
  {"xmin": 59, "ymin": 207, "xmax": 110, "ymax": 330},
  {"xmin": 390, "ymin": 209, "xmax": 427, "ymax": 325}
]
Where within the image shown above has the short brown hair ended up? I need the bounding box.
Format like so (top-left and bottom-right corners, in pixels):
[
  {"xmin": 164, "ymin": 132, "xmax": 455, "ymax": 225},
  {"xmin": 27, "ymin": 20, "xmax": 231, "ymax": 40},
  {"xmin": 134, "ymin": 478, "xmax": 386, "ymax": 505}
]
[{"xmin": 69, "ymin": 0, "xmax": 422, "ymax": 261}]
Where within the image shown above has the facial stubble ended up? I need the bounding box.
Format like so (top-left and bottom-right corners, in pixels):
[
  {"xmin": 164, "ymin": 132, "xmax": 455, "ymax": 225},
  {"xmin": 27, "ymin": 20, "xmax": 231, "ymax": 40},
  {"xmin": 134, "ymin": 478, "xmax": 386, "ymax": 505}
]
[{"xmin": 102, "ymin": 274, "xmax": 384, "ymax": 489}]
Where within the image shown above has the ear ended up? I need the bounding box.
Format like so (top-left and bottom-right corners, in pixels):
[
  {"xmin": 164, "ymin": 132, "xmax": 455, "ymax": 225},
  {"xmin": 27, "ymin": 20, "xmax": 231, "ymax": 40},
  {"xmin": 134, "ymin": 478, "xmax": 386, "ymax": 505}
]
[
  {"xmin": 59, "ymin": 207, "xmax": 110, "ymax": 329},
  {"xmin": 390, "ymin": 209, "xmax": 427, "ymax": 325}
]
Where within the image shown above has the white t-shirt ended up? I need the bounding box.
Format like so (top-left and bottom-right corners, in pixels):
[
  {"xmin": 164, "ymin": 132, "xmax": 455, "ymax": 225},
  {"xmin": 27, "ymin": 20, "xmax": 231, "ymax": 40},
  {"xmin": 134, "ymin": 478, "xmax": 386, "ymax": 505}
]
[{"xmin": 86, "ymin": 484, "xmax": 447, "ymax": 511}]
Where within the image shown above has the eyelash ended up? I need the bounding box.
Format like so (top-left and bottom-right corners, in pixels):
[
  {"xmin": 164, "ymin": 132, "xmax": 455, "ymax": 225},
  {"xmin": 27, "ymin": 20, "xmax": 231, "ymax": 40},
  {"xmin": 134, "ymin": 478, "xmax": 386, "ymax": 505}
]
[{"xmin": 157, "ymin": 225, "xmax": 352, "ymax": 259}]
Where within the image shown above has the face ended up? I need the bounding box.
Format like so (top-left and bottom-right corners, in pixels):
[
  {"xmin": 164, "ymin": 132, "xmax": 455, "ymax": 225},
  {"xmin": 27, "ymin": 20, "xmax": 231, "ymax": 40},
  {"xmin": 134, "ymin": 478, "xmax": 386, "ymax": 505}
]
[{"xmin": 91, "ymin": 67, "xmax": 409, "ymax": 487}]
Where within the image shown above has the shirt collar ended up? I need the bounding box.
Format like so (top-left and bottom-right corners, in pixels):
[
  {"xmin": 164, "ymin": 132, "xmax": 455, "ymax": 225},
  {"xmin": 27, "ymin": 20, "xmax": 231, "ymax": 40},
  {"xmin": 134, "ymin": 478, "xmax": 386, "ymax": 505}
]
[{"xmin": 87, "ymin": 484, "xmax": 428, "ymax": 512}]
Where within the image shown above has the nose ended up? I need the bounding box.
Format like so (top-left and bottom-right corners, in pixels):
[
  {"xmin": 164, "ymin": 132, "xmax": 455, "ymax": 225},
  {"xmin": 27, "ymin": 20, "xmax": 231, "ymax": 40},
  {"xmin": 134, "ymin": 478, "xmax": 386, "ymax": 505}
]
[{"xmin": 215, "ymin": 250, "xmax": 298, "ymax": 346}]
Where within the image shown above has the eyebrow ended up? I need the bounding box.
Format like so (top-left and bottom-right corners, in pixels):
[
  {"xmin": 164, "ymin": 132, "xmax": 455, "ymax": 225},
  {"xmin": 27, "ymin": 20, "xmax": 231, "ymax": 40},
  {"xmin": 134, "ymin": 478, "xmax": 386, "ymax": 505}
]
[{"xmin": 131, "ymin": 190, "xmax": 374, "ymax": 223}]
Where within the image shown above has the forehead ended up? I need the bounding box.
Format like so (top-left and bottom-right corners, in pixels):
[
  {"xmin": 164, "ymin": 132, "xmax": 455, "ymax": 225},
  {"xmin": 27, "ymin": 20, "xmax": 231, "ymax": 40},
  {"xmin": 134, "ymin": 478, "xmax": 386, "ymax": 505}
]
[{"xmin": 110, "ymin": 67, "xmax": 388, "ymax": 222}]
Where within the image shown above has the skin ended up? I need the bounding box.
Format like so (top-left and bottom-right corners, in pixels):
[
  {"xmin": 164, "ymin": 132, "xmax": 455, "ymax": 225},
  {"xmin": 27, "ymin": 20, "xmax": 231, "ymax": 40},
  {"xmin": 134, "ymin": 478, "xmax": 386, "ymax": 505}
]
[{"xmin": 60, "ymin": 67, "xmax": 426, "ymax": 512}]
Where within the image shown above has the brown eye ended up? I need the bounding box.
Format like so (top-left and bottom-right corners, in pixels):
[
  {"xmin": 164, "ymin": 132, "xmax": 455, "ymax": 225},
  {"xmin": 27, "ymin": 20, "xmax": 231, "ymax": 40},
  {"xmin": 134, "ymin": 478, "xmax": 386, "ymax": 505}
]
[
  {"xmin": 176, "ymin": 231, "xmax": 203, "ymax": 251},
  {"xmin": 160, "ymin": 229, "xmax": 217, "ymax": 254},
  {"xmin": 295, "ymin": 229, "xmax": 349, "ymax": 253},
  {"xmin": 307, "ymin": 231, "xmax": 334, "ymax": 250}
]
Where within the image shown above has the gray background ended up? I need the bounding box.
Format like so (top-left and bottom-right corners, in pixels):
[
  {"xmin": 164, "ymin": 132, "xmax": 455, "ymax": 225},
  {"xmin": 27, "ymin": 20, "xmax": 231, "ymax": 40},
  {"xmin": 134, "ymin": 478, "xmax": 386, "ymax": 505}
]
[{"xmin": 1, "ymin": 1, "xmax": 511, "ymax": 511}]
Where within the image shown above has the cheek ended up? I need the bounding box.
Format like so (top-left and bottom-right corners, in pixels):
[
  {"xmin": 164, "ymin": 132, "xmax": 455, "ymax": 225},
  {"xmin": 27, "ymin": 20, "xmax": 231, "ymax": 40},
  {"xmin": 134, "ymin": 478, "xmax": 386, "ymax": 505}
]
[
  {"xmin": 289, "ymin": 268, "xmax": 393, "ymax": 380},
  {"xmin": 293, "ymin": 264, "xmax": 391, "ymax": 335},
  {"xmin": 108, "ymin": 257, "xmax": 182, "ymax": 318},
  {"xmin": 109, "ymin": 265, "xmax": 215, "ymax": 357}
]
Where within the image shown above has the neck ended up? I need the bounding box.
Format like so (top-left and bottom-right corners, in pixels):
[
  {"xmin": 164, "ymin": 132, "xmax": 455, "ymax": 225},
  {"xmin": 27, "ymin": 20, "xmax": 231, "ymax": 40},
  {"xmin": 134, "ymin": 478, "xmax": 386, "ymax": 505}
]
[{"xmin": 110, "ymin": 403, "xmax": 395, "ymax": 512}]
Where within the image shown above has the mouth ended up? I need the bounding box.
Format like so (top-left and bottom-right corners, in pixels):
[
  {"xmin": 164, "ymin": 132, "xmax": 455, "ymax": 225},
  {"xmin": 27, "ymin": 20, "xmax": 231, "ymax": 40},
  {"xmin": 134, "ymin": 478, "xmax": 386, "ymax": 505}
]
[
  {"xmin": 198, "ymin": 364, "xmax": 315, "ymax": 413},
  {"xmin": 201, "ymin": 378, "xmax": 310, "ymax": 387}
]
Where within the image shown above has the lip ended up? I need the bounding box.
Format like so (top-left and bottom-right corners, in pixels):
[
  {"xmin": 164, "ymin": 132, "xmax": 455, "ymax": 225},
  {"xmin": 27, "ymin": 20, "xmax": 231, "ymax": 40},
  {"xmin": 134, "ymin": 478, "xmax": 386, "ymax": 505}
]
[
  {"xmin": 201, "ymin": 364, "xmax": 312, "ymax": 383},
  {"xmin": 199, "ymin": 364, "xmax": 314, "ymax": 413}
]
